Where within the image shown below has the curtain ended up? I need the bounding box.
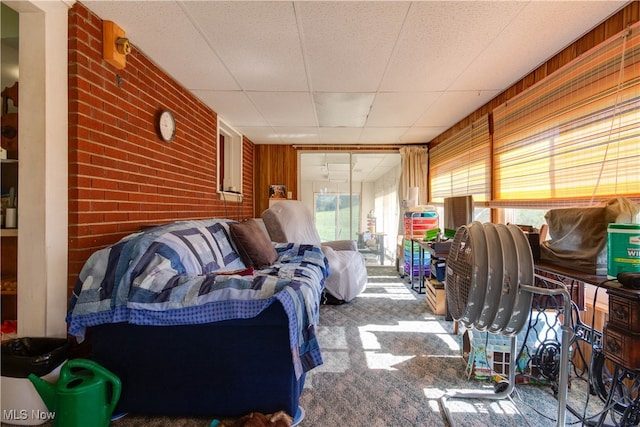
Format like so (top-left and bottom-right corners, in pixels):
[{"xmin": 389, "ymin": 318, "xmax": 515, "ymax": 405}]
[
  {"xmin": 493, "ymin": 22, "xmax": 640, "ymax": 202},
  {"xmin": 429, "ymin": 114, "xmax": 491, "ymax": 203},
  {"xmin": 399, "ymin": 146, "xmax": 428, "ymax": 205},
  {"xmin": 398, "ymin": 146, "xmax": 428, "ymax": 235}
]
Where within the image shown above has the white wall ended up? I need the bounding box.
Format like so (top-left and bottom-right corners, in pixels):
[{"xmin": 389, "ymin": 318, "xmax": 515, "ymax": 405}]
[
  {"xmin": 360, "ymin": 181, "xmax": 375, "ymax": 231},
  {"xmin": 372, "ymin": 163, "xmax": 401, "ymax": 263},
  {"xmin": 5, "ymin": 0, "xmax": 71, "ymax": 338}
]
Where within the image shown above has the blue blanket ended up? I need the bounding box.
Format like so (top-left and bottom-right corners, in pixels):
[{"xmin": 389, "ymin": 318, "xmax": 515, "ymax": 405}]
[{"xmin": 66, "ymin": 219, "xmax": 328, "ymax": 377}]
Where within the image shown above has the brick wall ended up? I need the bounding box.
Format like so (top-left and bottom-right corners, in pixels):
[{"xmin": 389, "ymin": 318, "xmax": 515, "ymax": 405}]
[{"xmin": 67, "ymin": 2, "xmax": 255, "ymax": 290}]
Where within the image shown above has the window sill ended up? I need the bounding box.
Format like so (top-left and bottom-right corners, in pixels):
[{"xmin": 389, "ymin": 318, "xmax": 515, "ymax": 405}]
[{"xmin": 218, "ymin": 191, "xmax": 243, "ymax": 203}]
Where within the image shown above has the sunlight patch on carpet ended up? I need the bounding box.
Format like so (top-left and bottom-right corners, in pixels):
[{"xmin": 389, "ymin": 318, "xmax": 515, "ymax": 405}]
[
  {"xmin": 308, "ymin": 349, "xmax": 350, "ymax": 374},
  {"xmin": 437, "ymin": 333, "xmax": 460, "ymax": 351},
  {"xmin": 358, "ymin": 320, "xmax": 448, "ymax": 349},
  {"xmin": 364, "ymin": 351, "xmax": 413, "ymax": 370},
  {"xmin": 316, "ymin": 326, "xmax": 348, "ymax": 350},
  {"xmin": 360, "ymin": 281, "xmax": 417, "ymax": 300},
  {"xmin": 444, "ymin": 397, "xmax": 520, "ymax": 416},
  {"xmin": 366, "ymin": 274, "xmax": 405, "ymax": 281},
  {"xmin": 423, "ymin": 387, "xmax": 446, "ymax": 399}
]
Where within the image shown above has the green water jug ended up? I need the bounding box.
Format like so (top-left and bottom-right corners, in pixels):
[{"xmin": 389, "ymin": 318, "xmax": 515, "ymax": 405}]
[{"xmin": 28, "ymin": 358, "xmax": 121, "ymax": 427}]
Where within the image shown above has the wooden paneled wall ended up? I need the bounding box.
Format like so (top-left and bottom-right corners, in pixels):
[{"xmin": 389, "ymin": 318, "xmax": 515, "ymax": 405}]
[{"xmin": 254, "ymin": 145, "xmax": 298, "ymax": 216}]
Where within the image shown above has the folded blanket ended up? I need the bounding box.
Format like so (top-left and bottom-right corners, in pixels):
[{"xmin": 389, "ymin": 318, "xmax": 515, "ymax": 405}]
[{"xmin": 66, "ymin": 219, "xmax": 329, "ymax": 377}]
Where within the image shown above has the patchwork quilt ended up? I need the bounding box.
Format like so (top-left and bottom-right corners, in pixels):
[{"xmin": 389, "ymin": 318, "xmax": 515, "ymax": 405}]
[{"xmin": 66, "ymin": 219, "xmax": 329, "ymax": 377}]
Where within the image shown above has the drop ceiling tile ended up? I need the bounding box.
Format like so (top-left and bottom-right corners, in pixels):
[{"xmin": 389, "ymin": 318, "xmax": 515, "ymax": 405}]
[
  {"xmin": 381, "ymin": 1, "xmax": 525, "ymax": 92},
  {"xmin": 83, "ymin": 1, "xmax": 629, "ymax": 148},
  {"xmin": 401, "ymin": 127, "xmax": 449, "ymax": 144},
  {"xmin": 359, "ymin": 127, "xmax": 408, "ymax": 144},
  {"xmin": 233, "ymin": 126, "xmax": 285, "ymax": 145},
  {"xmin": 85, "ymin": 1, "xmax": 239, "ymax": 91},
  {"xmin": 318, "ymin": 127, "xmax": 363, "ymax": 144},
  {"xmin": 297, "ymin": 2, "xmax": 409, "ymax": 92},
  {"xmin": 366, "ymin": 92, "xmax": 441, "ymax": 127},
  {"xmin": 247, "ymin": 92, "xmax": 317, "ymax": 127},
  {"xmin": 449, "ymin": 1, "xmax": 629, "ymax": 91},
  {"xmin": 183, "ymin": 2, "xmax": 308, "ymax": 92},
  {"xmin": 414, "ymin": 90, "xmax": 499, "ymax": 127},
  {"xmin": 314, "ymin": 93, "xmax": 375, "ymax": 127},
  {"xmin": 271, "ymin": 127, "xmax": 321, "ymax": 145},
  {"xmin": 192, "ymin": 90, "xmax": 265, "ymax": 126}
]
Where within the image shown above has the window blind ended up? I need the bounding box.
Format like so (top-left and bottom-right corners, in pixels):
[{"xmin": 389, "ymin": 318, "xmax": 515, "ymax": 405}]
[
  {"xmin": 493, "ymin": 23, "xmax": 640, "ymax": 202},
  {"xmin": 429, "ymin": 114, "xmax": 490, "ymax": 203}
]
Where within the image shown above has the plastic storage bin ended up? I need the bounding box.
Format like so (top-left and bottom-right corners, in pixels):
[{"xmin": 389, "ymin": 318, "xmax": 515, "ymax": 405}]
[
  {"xmin": 607, "ymin": 223, "xmax": 640, "ymax": 279},
  {"xmin": 1, "ymin": 337, "xmax": 70, "ymax": 425}
]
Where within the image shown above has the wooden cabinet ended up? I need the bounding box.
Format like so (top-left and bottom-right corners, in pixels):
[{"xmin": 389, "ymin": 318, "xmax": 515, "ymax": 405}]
[
  {"xmin": 426, "ymin": 277, "xmax": 446, "ymax": 315},
  {"xmin": 607, "ymin": 289, "xmax": 640, "ymax": 332},
  {"xmin": 424, "ymin": 242, "xmax": 450, "ymax": 316},
  {"xmin": 603, "ymin": 287, "xmax": 640, "ymax": 371}
]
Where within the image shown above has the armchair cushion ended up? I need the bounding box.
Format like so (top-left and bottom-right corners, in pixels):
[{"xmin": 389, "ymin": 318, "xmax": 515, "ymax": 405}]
[
  {"xmin": 262, "ymin": 202, "xmax": 321, "ymax": 245},
  {"xmin": 262, "ymin": 200, "xmax": 367, "ymax": 302},
  {"xmin": 321, "ymin": 245, "xmax": 368, "ymax": 302},
  {"xmin": 322, "ymin": 240, "xmax": 358, "ymax": 251}
]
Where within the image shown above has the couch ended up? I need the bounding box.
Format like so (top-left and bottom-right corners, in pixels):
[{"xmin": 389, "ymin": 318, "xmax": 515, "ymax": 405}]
[
  {"xmin": 262, "ymin": 200, "xmax": 368, "ymax": 303},
  {"xmin": 66, "ymin": 218, "xmax": 328, "ymax": 418}
]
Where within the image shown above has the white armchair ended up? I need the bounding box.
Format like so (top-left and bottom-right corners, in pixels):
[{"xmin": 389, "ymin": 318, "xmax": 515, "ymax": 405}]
[{"xmin": 262, "ymin": 200, "xmax": 367, "ymax": 303}]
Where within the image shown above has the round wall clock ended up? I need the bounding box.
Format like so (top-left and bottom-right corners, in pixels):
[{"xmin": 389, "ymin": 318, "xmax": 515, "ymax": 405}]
[{"xmin": 156, "ymin": 109, "xmax": 176, "ymax": 142}]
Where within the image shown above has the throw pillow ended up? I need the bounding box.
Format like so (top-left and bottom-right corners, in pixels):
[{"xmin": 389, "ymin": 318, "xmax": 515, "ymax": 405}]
[{"xmin": 229, "ymin": 219, "xmax": 278, "ymax": 268}]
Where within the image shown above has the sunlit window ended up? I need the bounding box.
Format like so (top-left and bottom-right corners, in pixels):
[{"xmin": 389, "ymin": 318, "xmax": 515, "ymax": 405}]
[
  {"xmin": 493, "ymin": 28, "xmax": 639, "ymax": 202},
  {"xmin": 217, "ymin": 118, "xmax": 243, "ymax": 196},
  {"xmin": 430, "ymin": 26, "xmax": 639, "ymax": 221},
  {"xmin": 430, "ymin": 115, "xmax": 490, "ymax": 205}
]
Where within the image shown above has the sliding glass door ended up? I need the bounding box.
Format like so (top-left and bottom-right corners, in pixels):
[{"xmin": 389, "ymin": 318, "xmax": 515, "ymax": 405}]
[{"xmin": 299, "ymin": 151, "xmax": 401, "ymax": 266}]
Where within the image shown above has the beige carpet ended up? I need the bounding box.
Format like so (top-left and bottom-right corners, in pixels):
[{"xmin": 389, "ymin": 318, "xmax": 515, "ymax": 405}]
[{"xmin": 3, "ymin": 267, "xmax": 621, "ymax": 427}]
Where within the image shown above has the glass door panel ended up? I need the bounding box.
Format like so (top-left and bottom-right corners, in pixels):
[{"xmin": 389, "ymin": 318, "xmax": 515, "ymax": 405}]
[
  {"xmin": 314, "ymin": 193, "xmax": 336, "ymax": 242},
  {"xmin": 299, "ymin": 151, "xmax": 400, "ymax": 265},
  {"xmin": 314, "ymin": 193, "xmax": 360, "ymax": 242}
]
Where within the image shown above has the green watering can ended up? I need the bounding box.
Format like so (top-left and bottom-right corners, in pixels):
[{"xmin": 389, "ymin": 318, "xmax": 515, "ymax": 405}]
[{"xmin": 28, "ymin": 358, "xmax": 121, "ymax": 427}]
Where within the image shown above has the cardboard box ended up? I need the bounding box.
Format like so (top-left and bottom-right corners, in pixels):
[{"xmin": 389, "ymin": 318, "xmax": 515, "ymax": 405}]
[{"xmin": 460, "ymin": 311, "xmax": 562, "ymax": 381}]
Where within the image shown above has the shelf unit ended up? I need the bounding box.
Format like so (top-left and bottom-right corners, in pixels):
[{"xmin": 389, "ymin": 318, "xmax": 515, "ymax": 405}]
[
  {"xmin": 403, "ymin": 239, "xmax": 428, "ymax": 293},
  {"xmin": 1, "ymin": 157, "xmax": 18, "ymax": 325},
  {"xmin": 0, "ymin": 228, "xmax": 18, "ymax": 237},
  {"xmin": 424, "ymin": 243, "xmax": 450, "ymax": 315},
  {"xmin": 426, "ymin": 277, "xmax": 446, "ymax": 315},
  {"xmin": 366, "ymin": 214, "xmax": 376, "ymax": 234},
  {"xmin": 403, "ymin": 209, "xmax": 438, "ymax": 293}
]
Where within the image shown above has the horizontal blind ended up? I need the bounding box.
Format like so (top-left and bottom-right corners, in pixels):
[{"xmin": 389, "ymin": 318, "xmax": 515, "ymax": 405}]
[
  {"xmin": 493, "ymin": 23, "xmax": 640, "ymax": 201},
  {"xmin": 429, "ymin": 115, "xmax": 490, "ymax": 203}
]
